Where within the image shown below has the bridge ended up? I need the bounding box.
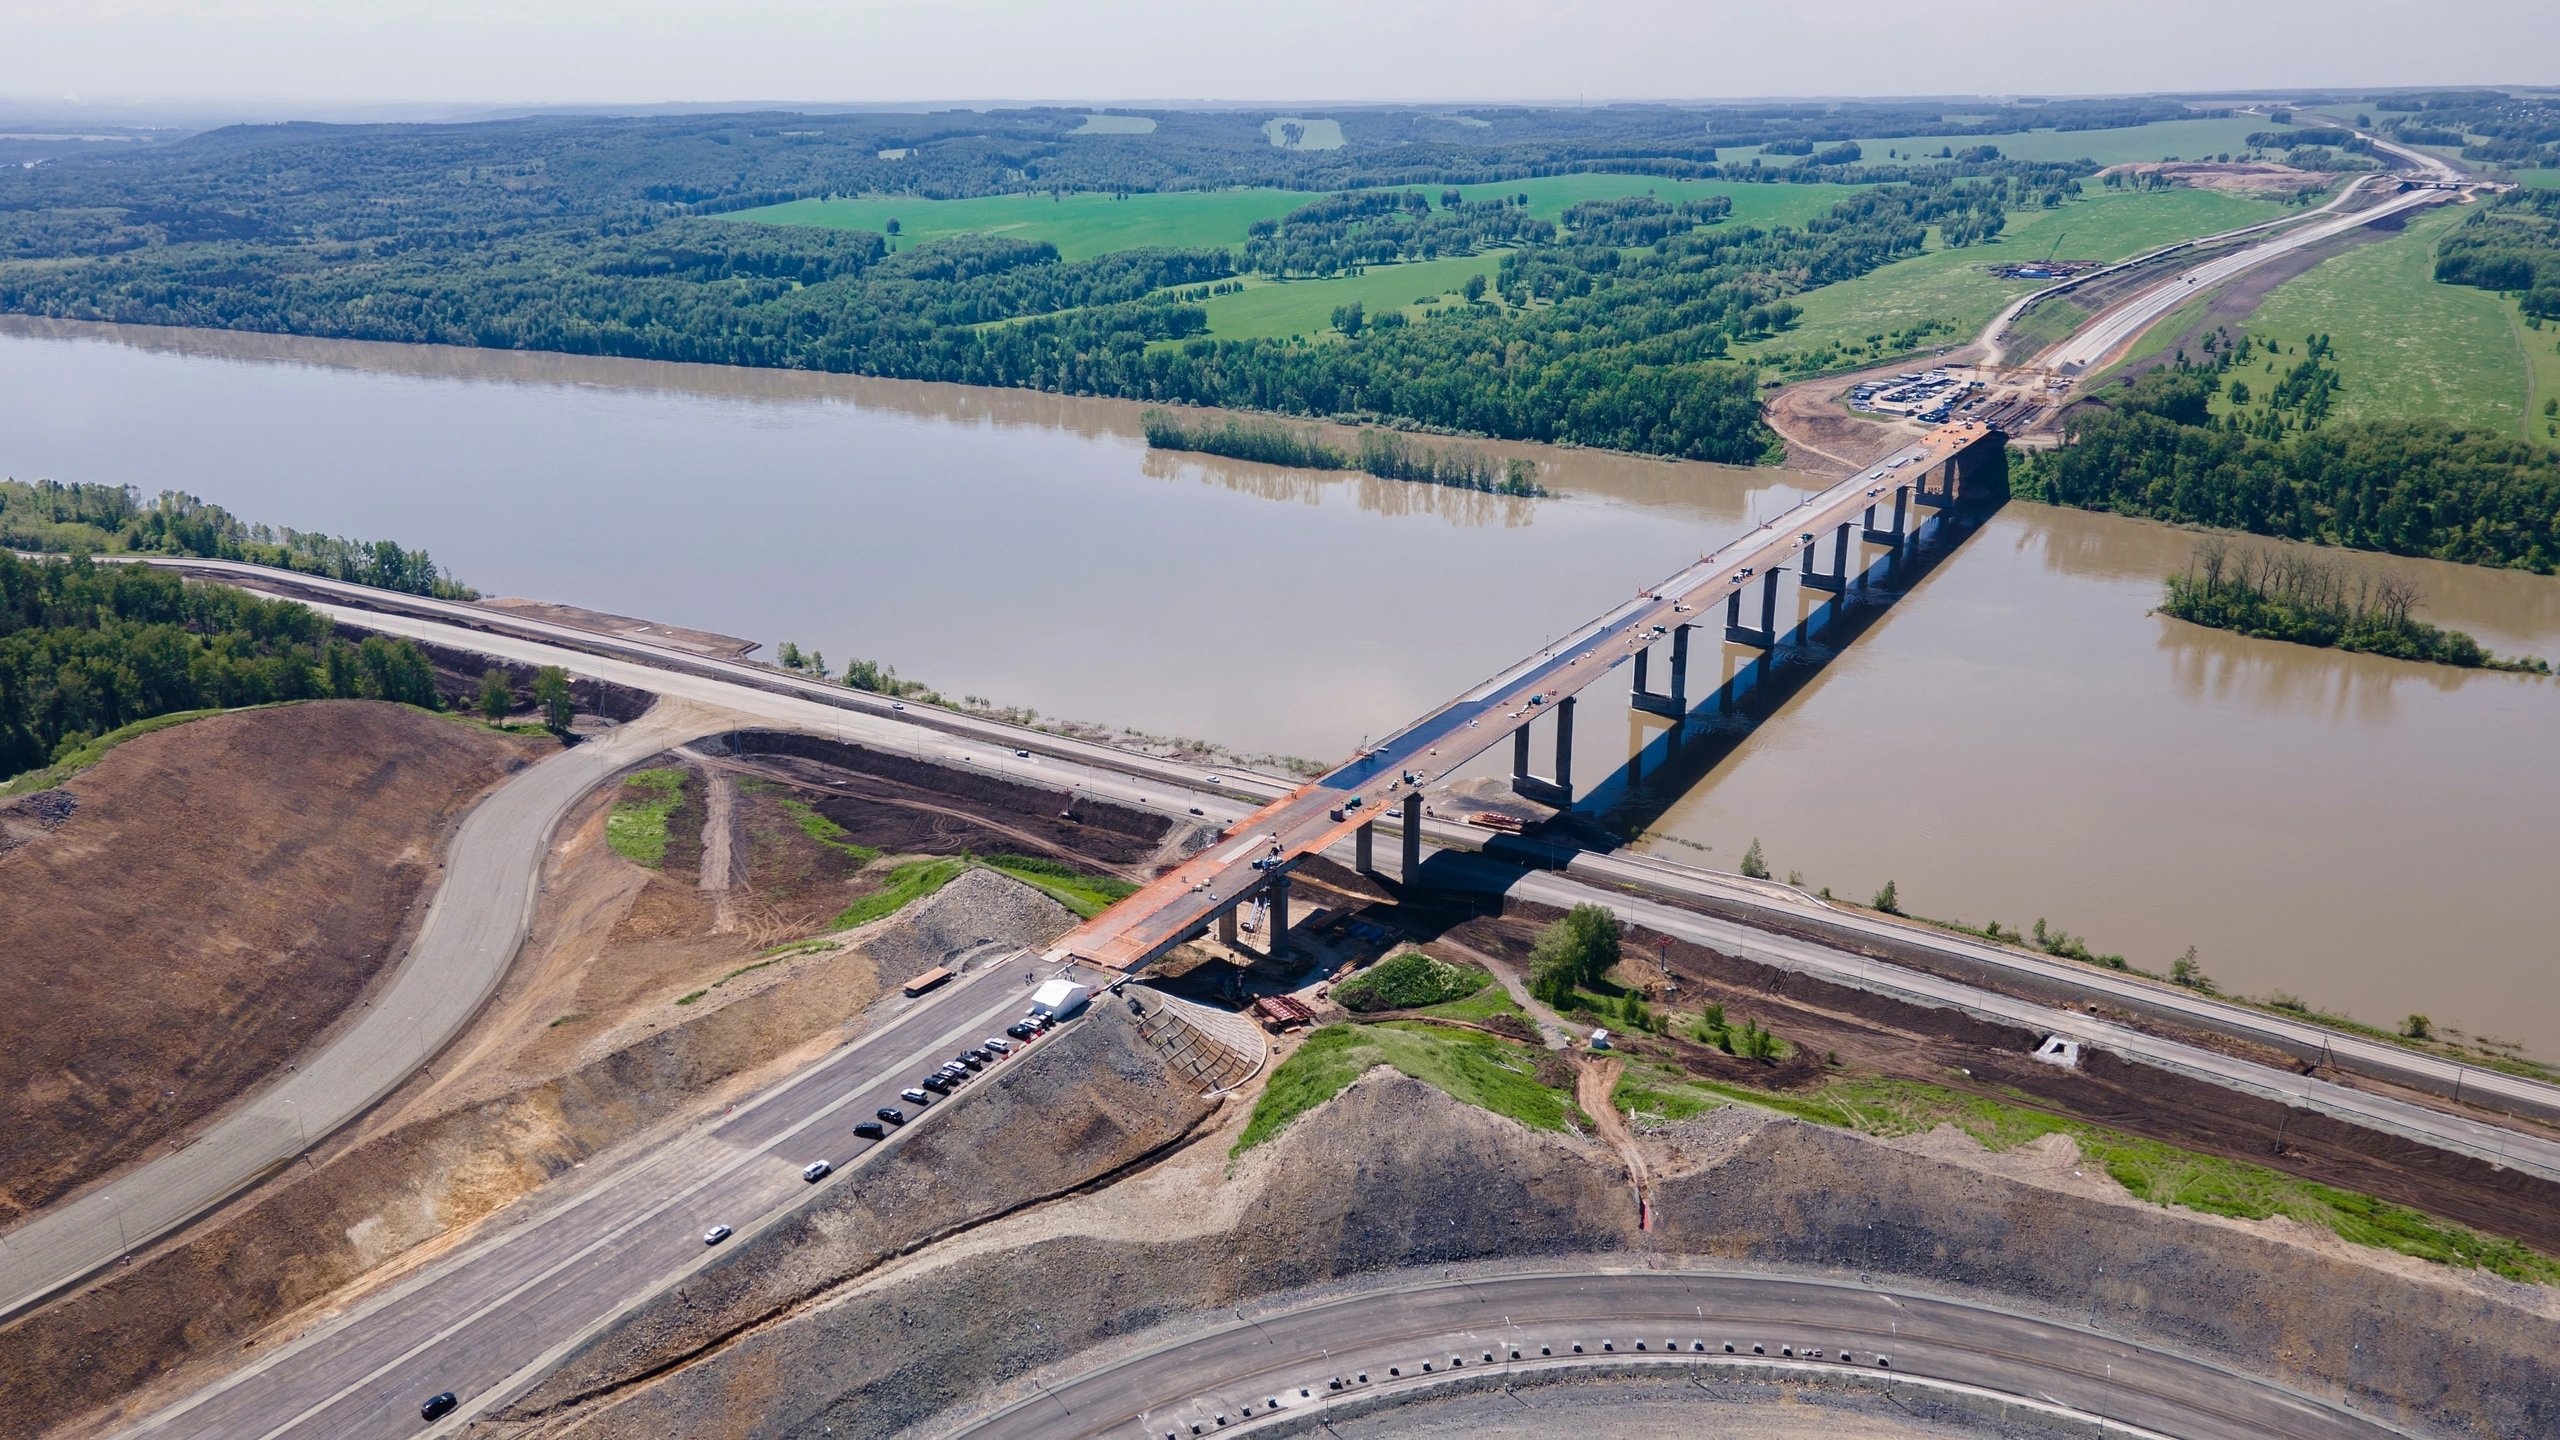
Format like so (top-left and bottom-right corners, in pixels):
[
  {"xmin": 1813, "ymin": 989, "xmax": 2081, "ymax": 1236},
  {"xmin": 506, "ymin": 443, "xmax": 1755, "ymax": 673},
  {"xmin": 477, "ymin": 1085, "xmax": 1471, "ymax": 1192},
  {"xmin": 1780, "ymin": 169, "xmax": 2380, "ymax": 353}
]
[{"xmin": 1054, "ymin": 419, "xmax": 2007, "ymax": 971}]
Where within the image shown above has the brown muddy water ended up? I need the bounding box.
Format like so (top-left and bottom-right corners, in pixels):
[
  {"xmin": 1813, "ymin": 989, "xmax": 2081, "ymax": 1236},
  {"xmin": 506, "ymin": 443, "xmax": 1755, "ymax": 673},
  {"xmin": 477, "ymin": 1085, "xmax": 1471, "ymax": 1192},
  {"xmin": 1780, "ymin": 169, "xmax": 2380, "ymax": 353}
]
[{"xmin": 6, "ymin": 318, "xmax": 2556, "ymax": 1054}]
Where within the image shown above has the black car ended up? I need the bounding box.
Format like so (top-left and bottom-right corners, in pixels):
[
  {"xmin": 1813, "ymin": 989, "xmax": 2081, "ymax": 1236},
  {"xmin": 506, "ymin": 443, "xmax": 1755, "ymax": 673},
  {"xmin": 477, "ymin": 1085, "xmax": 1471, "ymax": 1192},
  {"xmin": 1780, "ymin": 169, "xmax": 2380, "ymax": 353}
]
[
  {"xmin": 956, "ymin": 1053, "xmax": 985, "ymax": 1071},
  {"xmin": 877, "ymin": 1106, "xmax": 907, "ymax": 1125},
  {"xmin": 1006, "ymin": 1022, "xmax": 1036, "ymax": 1039},
  {"xmin": 420, "ymin": 1391, "xmax": 459, "ymax": 1421},
  {"xmin": 853, "ymin": 1120, "xmax": 886, "ymax": 1140},
  {"xmin": 923, "ymin": 1075, "xmax": 954, "ymax": 1094}
]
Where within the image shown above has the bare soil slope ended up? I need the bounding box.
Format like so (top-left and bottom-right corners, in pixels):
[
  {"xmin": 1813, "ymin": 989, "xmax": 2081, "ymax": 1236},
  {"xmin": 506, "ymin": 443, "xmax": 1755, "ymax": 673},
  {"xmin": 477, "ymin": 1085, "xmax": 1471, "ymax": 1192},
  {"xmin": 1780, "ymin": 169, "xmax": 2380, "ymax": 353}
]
[{"xmin": 0, "ymin": 701, "xmax": 543, "ymax": 1222}]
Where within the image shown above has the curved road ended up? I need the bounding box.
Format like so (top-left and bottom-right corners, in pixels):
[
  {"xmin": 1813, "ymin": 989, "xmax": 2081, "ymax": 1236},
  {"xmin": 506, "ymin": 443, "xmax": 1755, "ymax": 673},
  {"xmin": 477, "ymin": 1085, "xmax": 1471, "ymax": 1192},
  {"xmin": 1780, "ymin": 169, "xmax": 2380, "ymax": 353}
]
[
  {"xmin": 18, "ymin": 555, "xmax": 2555, "ymax": 1330},
  {"xmin": 0, "ymin": 705, "xmax": 720, "ymax": 1320},
  {"xmin": 948, "ymin": 1271, "xmax": 2405, "ymax": 1440}
]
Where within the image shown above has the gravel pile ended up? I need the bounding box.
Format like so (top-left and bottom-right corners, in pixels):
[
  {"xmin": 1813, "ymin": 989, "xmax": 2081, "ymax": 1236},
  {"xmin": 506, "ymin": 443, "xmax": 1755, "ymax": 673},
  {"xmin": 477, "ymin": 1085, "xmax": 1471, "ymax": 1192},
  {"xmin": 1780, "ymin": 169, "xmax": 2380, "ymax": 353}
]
[{"xmin": 854, "ymin": 866, "xmax": 1075, "ymax": 977}]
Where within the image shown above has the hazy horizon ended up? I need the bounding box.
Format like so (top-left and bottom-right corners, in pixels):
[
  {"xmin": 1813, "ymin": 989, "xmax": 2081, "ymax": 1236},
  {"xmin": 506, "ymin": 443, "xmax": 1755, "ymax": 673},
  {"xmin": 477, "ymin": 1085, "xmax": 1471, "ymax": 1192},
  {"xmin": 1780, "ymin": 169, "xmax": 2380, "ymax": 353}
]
[{"xmin": 8, "ymin": 0, "xmax": 2554, "ymax": 121}]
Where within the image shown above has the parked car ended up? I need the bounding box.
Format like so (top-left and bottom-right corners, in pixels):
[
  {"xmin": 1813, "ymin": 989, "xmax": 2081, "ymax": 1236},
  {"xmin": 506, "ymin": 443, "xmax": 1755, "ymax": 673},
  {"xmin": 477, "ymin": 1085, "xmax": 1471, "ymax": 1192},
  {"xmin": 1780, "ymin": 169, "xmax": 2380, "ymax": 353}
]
[
  {"xmin": 1006, "ymin": 1022, "xmax": 1037, "ymax": 1039},
  {"xmin": 877, "ymin": 1106, "xmax": 907, "ymax": 1125},
  {"xmin": 956, "ymin": 1053, "xmax": 985, "ymax": 1071},
  {"xmin": 984, "ymin": 1037, "xmax": 1012, "ymax": 1053},
  {"xmin": 420, "ymin": 1391, "xmax": 459, "ymax": 1421},
  {"xmin": 803, "ymin": 1160, "xmax": 832, "ymax": 1183},
  {"xmin": 703, "ymin": 1224, "xmax": 733, "ymax": 1246},
  {"xmin": 901, "ymin": 1087, "xmax": 932, "ymax": 1105},
  {"xmin": 854, "ymin": 1121, "xmax": 886, "ymax": 1140}
]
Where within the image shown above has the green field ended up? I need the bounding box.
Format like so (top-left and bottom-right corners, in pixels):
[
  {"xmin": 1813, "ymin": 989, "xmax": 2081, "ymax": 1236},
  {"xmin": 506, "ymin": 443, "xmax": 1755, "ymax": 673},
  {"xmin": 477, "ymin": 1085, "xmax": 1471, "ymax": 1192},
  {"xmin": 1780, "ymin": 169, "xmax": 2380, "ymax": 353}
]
[
  {"xmin": 1263, "ymin": 117, "xmax": 1346, "ymax": 150},
  {"xmin": 732, "ymin": 173, "xmax": 1861, "ymax": 264},
  {"xmin": 1189, "ymin": 253, "xmax": 1508, "ymax": 340},
  {"xmin": 1069, "ymin": 113, "xmax": 1156, "ymax": 136},
  {"xmin": 1233, "ymin": 1021, "xmax": 1567, "ymax": 1153},
  {"xmin": 1740, "ymin": 186, "xmax": 2292, "ymax": 373},
  {"xmin": 2516, "ymin": 169, "xmax": 2560, "ymax": 190},
  {"xmin": 730, "ymin": 188, "xmax": 1315, "ymax": 261},
  {"xmin": 1728, "ymin": 116, "xmax": 2283, "ymax": 170},
  {"xmin": 2238, "ymin": 203, "xmax": 2535, "ymax": 438}
]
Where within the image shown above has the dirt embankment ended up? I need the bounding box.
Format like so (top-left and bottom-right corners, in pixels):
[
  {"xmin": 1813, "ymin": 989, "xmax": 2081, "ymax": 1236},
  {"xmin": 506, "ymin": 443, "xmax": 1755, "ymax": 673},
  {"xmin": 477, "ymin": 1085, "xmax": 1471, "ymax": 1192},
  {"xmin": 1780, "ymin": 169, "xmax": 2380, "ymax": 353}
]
[
  {"xmin": 494, "ymin": 1074, "xmax": 2559, "ymax": 1440},
  {"xmin": 0, "ymin": 700, "xmax": 547, "ymax": 1223},
  {"xmin": 1460, "ymin": 902, "xmax": 2560, "ymax": 1255},
  {"xmin": 4, "ymin": 744, "xmax": 1111, "ymax": 1440},
  {"xmin": 509, "ymin": 1002, "xmax": 1216, "ymax": 1419}
]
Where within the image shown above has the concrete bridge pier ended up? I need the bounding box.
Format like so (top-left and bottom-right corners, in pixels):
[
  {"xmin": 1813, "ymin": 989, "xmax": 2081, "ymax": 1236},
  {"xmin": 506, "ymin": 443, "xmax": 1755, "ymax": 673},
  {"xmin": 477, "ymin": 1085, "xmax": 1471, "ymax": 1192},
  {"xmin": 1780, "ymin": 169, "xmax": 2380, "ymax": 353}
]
[
  {"xmin": 1266, "ymin": 872, "xmax": 1291, "ymax": 955},
  {"xmin": 1799, "ymin": 521, "xmax": 1854, "ymax": 594},
  {"xmin": 1630, "ymin": 622, "xmax": 1691, "ymax": 717},
  {"xmin": 1723, "ymin": 566, "xmax": 1782, "ymax": 648},
  {"xmin": 1354, "ymin": 819, "xmax": 1373, "ymax": 874},
  {"xmin": 1861, "ymin": 485, "xmax": 1910, "ymax": 547},
  {"xmin": 1914, "ymin": 455, "xmax": 1960, "ymax": 509},
  {"xmin": 1400, "ymin": 789, "xmax": 1422, "ymax": 880},
  {"xmin": 1510, "ymin": 694, "xmax": 1575, "ymax": 808}
]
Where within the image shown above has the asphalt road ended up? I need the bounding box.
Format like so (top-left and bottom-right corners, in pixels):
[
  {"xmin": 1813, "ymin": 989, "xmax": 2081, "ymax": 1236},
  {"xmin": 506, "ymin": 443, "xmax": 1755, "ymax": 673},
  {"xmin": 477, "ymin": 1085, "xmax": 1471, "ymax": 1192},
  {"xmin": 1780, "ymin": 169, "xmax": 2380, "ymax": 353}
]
[
  {"xmin": 950, "ymin": 1271, "xmax": 2404, "ymax": 1440},
  {"xmin": 0, "ymin": 706, "xmax": 714, "ymax": 1321},
  {"xmin": 126, "ymin": 954, "xmax": 1078, "ymax": 1439},
  {"xmin": 2037, "ymin": 181, "xmax": 2452, "ymax": 374}
]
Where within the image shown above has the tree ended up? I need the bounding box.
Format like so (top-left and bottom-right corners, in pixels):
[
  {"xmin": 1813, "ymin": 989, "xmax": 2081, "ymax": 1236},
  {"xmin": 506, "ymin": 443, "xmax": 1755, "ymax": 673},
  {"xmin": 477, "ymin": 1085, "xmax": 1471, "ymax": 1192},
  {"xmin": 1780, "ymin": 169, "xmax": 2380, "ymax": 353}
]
[
  {"xmin": 1462, "ymin": 273, "xmax": 1488, "ymax": 303},
  {"xmin": 1527, "ymin": 903, "xmax": 1621, "ymax": 1008},
  {"xmin": 1330, "ymin": 300, "xmax": 1364, "ymax": 337},
  {"xmin": 776, "ymin": 640, "xmax": 803, "ymax": 670},
  {"xmin": 884, "ymin": 217, "xmax": 901, "ymax": 235},
  {"xmin": 1738, "ymin": 837, "xmax": 1769, "ymax": 880},
  {"xmin": 533, "ymin": 665, "xmax": 573, "ymax": 735},
  {"xmin": 1871, "ymin": 880, "xmax": 1901, "ymax": 915},
  {"xmin": 477, "ymin": 668, "xmax": 512, "ymax": 722},
  {"xmin": 2169, "ymin": 946, "xmax": 2217, "ymax": 993},
  {"xmin": 2402, "ymin": 1013, "xmax": 2434, "ymax": 1041}
]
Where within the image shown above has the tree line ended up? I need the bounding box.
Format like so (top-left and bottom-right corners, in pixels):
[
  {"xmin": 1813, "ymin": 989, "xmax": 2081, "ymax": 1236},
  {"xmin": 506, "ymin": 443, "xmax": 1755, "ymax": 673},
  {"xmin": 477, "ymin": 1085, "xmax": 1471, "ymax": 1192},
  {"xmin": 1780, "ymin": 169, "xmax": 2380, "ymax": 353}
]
[
  {"xmin": 1140, "ymin": 409, "xmax": 1546, "ymax": 495},
  {"xmin": 2163, "ymin": 536, "xmax": 2545, "ymax": 672},
  {"xmin": 0, "ymin": 479, "xmax": 475, "ymax": 599},
  {"xmin": 0, "ymin": 553, "xmax": 450, "ymax": 781},
  {"xmin": 2017, "ymin": 370, "xmax": 2560, "ymax": 573},
  {"xmin": 2434, "ymin": 187, "xmax": 2560, "ymax": 320}
]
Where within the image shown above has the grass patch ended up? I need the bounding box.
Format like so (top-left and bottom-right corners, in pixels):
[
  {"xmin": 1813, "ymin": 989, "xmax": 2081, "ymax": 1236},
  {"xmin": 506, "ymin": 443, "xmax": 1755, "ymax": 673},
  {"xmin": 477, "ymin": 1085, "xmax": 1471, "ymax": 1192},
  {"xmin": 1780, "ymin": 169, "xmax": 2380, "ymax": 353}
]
[
  {"xmin": 1611, "ymin": 1062, "xmax": 1731, "ymax": 1122},
  {"xmin": 830, "ymin": 855, "xmax": 968, "ymax": 930},
  {"xmin": 977, "ymin": 853, "xmax": 1138, "ymax": 920},
  {"xmin": 605, "ymin": 767, "xmax": 688, "ymax": 869},
  {"xmin": 1333, "ymin": 951, "xmax": 1491, "ymax": 1012},
  {"xmin": 1415, "ymin": 985, "xmax": 1528, "ymax": 1025},
  {"xmin": 1, "ymin": 704, "xmax": 253, "ymax": 798},
  {"xmin": 1697, "ymin": 1076, "xmax": 2559, "ymax": 1283},
  {"xmin": 1745, "ymin": 187, "xmax": 2289, "ymax": 373},
  {"xmin": 1069, "ymin": 113, "xmax": 1156, "ymax": 136},
  {"xmin": 776, "ymin": 795, "xmax": 879, "ymax": 862},
  {"xmin": 1235, "ymin": 1021, "xmax": 1568, "ymax": 1153},
  {"xmin": 674, "ymin": 989, "xmax": 707, "ymax": 1006},
  {"xmin": 2235, "ymin": 203, "xmax": 2534, "ymax": 438},
  {"xmin": 1263, "ymin": 117, "xmax": 1346, "ymax": 150},
  {"xmin": 1187, "ymin": 253, "xmax": 1509, "ymax": 341}
]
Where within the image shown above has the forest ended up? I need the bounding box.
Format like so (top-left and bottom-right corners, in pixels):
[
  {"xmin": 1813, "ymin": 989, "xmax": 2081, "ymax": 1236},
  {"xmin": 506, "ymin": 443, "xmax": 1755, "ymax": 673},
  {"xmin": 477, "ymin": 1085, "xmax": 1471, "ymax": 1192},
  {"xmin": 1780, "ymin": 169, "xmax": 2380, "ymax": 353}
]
[
  {"xmin": 0, "ymin": 554, "xmax": 445, "ymax": 781},
  {"xmin": 2433, "ymin": 187, "xmax": 2560, "ymax": 320},
  {"xmin": 2018, "ymin": 371, "xmax": 2560, "ymax": 573},
  {"xmin": 0, "ymin": 99, "xmax": 2145, "ymax": 462},
  {"xmin": 0, "ymin": 479, "xmax": 475, "ymax": 598},
  {"xmin": 2160, "ymin": 536, "xmax": 2544, "ymax": 672}
]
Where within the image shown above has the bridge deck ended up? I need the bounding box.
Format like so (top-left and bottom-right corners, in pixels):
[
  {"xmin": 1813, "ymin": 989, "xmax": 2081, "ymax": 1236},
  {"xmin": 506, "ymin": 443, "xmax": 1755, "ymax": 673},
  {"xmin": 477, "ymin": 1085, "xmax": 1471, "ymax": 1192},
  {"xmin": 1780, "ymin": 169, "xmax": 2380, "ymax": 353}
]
[{"xmin": 1055, "ymin": 421, "xmax": 1999, "ymax": 971}]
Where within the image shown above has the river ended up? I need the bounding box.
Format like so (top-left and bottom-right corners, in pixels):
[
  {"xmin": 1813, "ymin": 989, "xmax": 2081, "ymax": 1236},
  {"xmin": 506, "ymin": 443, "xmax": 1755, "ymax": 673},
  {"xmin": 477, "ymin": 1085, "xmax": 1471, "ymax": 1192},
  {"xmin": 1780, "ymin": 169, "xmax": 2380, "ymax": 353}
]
[{"xmin": 6, "ymin": 318, "xmax": 2556, "ymax": 1056}]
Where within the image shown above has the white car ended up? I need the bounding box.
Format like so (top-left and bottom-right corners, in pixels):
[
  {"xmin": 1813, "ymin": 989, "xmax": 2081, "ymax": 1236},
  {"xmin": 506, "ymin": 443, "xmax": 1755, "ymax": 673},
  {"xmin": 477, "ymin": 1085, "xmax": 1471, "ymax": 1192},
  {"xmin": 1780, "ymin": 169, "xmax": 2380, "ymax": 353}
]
[{"xmin": 704, "ymin": 1224, "xmax": 733, "ymax": 1245}]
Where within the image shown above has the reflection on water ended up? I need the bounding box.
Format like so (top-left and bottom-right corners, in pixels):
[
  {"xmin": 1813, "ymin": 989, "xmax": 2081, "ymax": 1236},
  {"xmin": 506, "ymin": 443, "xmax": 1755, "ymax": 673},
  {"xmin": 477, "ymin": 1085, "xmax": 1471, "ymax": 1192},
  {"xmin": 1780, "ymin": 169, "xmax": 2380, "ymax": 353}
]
[
  {"xmin": 1630, "ymin": 504, "xmax": 2560, "ymax": 1057},
  {"xmin": 0, "ymin": 317, "xmax": 1815, "ymax": 766},
  {"xmin": 11, "ymin": 315, "xmax": 2557, "ymax": 1055}
]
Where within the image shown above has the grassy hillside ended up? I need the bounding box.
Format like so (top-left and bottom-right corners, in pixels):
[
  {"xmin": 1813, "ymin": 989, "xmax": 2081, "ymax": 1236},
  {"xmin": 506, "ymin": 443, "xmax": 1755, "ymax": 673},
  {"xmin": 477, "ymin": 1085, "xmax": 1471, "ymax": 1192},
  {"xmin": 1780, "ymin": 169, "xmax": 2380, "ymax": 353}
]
[
  {"xmin": 2240, "ymin": 203, "xmax": 2537, "ymax": 440},
  {"xmin": 1744, "ymin": 186, "xmax": 2290, "ymax": 374},
  {"xmin": 1728, "ymin": 116, "xmax": 2280, "ymax": 170}
]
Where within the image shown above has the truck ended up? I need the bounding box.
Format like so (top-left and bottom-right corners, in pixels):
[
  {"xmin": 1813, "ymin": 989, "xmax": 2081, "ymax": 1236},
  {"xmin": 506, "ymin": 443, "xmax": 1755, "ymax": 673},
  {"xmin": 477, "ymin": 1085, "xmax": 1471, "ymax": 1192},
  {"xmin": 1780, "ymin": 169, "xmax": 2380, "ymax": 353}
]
[{"xmin": 902, "ymin": 966, "xmax": 954, "ymax": 998}]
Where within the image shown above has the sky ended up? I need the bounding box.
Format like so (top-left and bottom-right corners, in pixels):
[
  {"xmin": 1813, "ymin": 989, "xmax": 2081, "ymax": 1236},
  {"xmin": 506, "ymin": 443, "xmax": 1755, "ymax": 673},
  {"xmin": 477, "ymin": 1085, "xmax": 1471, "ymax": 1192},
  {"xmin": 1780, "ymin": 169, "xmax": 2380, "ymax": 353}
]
[{"xmin": 5, "ymin": 0, "xmax": 2554, "ymax": 118}]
